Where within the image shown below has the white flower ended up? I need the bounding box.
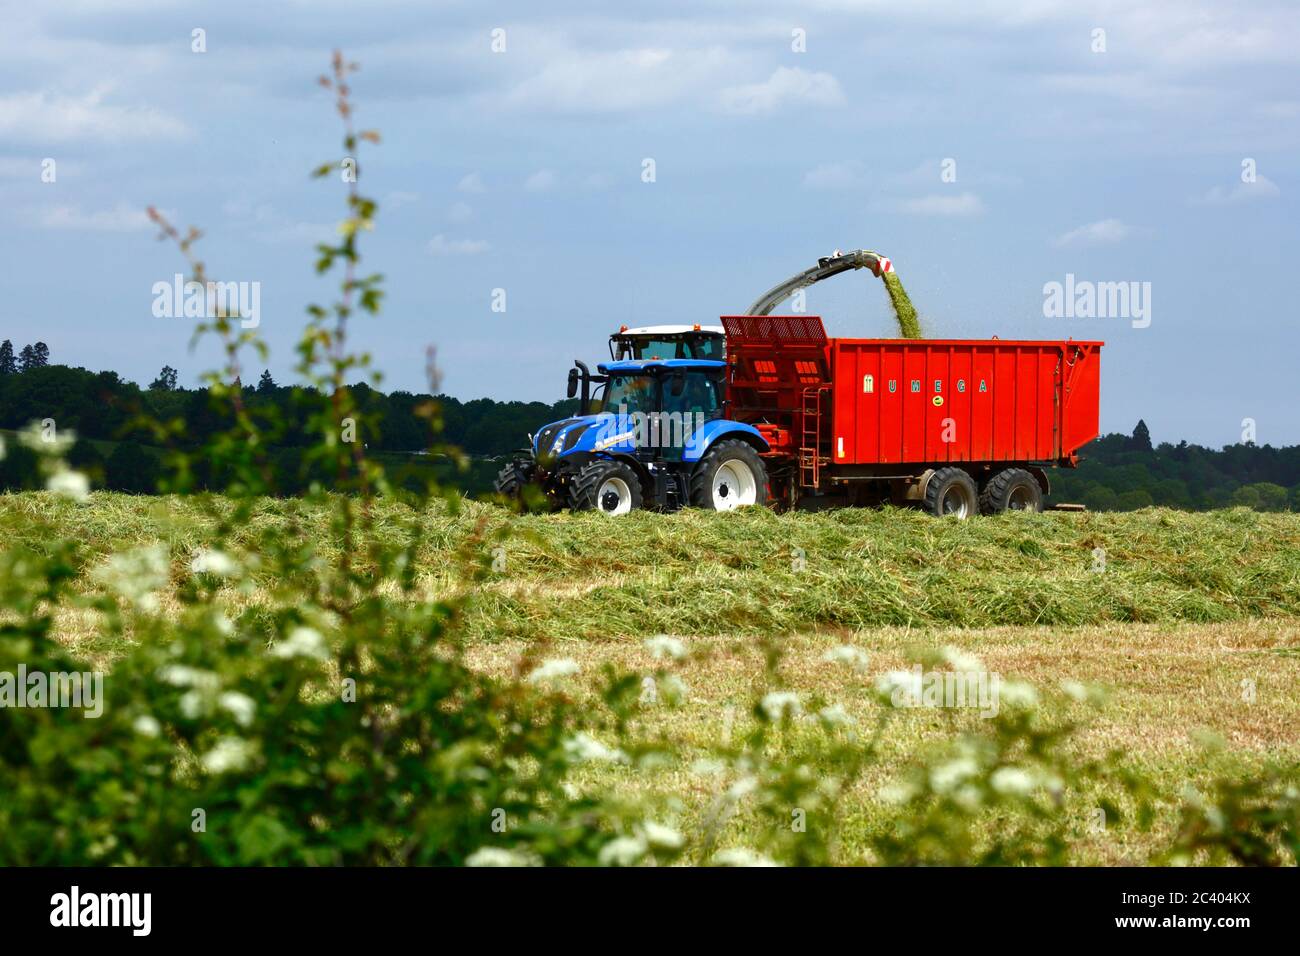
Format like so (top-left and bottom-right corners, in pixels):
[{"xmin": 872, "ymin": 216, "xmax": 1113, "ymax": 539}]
[
  {"xmin": 644, "ymin": 635, "xmax": 687, "ymax": 660},
  {"xmin": 760, "ymin": 691, "xmax": 802, "ymax": 721},
  {"xmin": 641, "ymin": 821, "xmax": 684, "ymax": 850},
  {"xmin": 657, "ymin": 674, "xmax": 688, "ymax": 705},
  {"xmin": 92, "ymin": 545, "xmax": 169, "ymax": 611},
  {"xmin": 272, "ymin": 626, "xmax": 329, "ymax": 661},
  {"xmin": 200, "ymin": 736, "xmax": 255, "ymax": 774},
  {"xmin": 712, "ymin": 847, "xmax": 780, "ymax": 867},
  {"xmin": 818, "ymin": 703, "xmax": 855, "ymax": 728},
  {"xmin": 219, "ymin": 691, "xmax": 256, "ymax": 727},
  {"xmin": 942, "ymin": 646, "xmax": 984, "ymax": 673},
  {"xmin": 1060, "ymin": 679, "xmax": 1088, "ymax": 701},
  {"xmin": 990, "ymin": 766, "xmax": 1037, "ymax": 796},
  {"xmin": 598, "ymin": 835, "xmax": 648, "ymax": 867},
  {"xmin": 526, "ymin": 658, "xmax": 580, "ymax": 683},
  {"xmin": 133, "ymin": 714, "xmax": 161, "ymax": 737},
  {"xmin": 465, "ymin": 847, "xmax": 540, "ymax": 867},
  {"xmin": 179, "ymin": 690, "xmax": 205, "ymax": 719},
  {"xmin": 46, "ymin": 469, "xmax": 90, "ymax": 502},
  {"xmin": 879, "ymin": 779, "xmax": 920, "ymax": 805},
  {"xmin": 727, "ymin": 776, "xmax": 759, "ymax": 799},
  {"xmin": 190, "ymin": 549, "xmax": 238, "ymax": 577},
  {"xmin": 562, "ymin": 732, "xmax": 627, "ymax": 764},
  {"xmin": 929, "ymin": 756, "xmax": 980, "ymax": 794},
  {"xmin": 157, "ymin": 665, "xmax": 220, "ymax": 691},
  {"xmin": 823, "ymin": 645, "xmax": 871, "ymax": 672},
  {"xmin": 19, "ymin": 422, "xmax": 75, "ymax": 455},
  {"xmin": 999, "ymin": 680, "xmax": 1040, "ymax": 710},
  {"xmin": 875, "ymin": 669, "xmax": 924, "ymax": 706},
  {"xmin": 953, "ymin": 784, "xmax": 984, "ymax": 812}
]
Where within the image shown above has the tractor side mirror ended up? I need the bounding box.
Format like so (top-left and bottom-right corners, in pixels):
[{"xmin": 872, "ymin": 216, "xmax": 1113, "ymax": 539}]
[
  {"xmin": 567, "ymin": 367, "xmax": 579, "ymax": 399},
  {"xmin": 669, "ymin": 372, "xmax": 686, "ymax": 397}
]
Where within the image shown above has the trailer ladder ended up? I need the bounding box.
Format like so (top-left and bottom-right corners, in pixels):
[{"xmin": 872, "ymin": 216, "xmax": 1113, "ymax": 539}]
[{"xmin": 799, "ymin": 385, "xmax": 830, "ymax": 490}]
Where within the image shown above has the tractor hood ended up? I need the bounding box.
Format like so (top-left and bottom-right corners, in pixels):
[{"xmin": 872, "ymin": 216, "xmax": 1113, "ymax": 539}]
[{"xmin": 532, "ymin": 412, "xmax": 630, "ymax": 466}]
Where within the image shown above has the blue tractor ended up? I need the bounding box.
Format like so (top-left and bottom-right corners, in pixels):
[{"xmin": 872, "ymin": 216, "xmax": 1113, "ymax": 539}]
[{"xmin": 495, "ymin": 358, "xmax": 771, "ymax": 514}]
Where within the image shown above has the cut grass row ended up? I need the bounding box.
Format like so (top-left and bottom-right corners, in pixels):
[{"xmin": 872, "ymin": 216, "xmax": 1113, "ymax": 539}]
[{"xmin": 4, "ymin": 493, "xmax": 1299, "ymax": 655}]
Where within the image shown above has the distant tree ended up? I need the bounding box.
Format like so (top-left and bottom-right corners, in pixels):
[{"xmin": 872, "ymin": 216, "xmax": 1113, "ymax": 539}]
[
  {"xmin": 105, "ymin": 441, "xmax": 161, "ymax": 494},
  {"xmin": 31, "ymin": 342, "xmax": 49, "ymax": 367},
  {"xmin": 68, "ymin": 439, "xmax": 106, "ymax": 486},
  {"xmin": 17, "ymin": 344, "xmax": 35, "ymax": 371},
  {"xmin": 1115, "ymin": 488, "xmax": 1154, "ymax": 511},
  {"xmin": 0, "ymin": 441, "xmax": 40, "ymax": 491},
  {"xmin": 149, "ymin": 365, "xmax": 179, "ymax": 391},
  {"xmin": 1231, "ymin": 482, "xmax": 1289, "ymax": 512},
  {"xmin": 257, "ymin": 369, "xmax": 277, "ymax": 393},
  {"xmin": 0, "ymin": 340, "xmax": 14, "ymax": 375},
  {"xmin": 1129, "ymin": 419, "xmax": 1153, "ymax": 453}
]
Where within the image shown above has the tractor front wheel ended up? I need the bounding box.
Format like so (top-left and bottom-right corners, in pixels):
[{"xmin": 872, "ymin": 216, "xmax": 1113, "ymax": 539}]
[
  {"xmin": 923, "ymin": 467, "xmax": 978, "ymax": 519},
  {"xmin": 570, "ymin": 460, "xmax": 643, "ymax": 516},
  {"xmin": 494, "ymin": 456, "xmax": 536, "ymax": 501},
  {"xmin": 689, "ymin": 440, "xmax": 768, "ymax": 511}
]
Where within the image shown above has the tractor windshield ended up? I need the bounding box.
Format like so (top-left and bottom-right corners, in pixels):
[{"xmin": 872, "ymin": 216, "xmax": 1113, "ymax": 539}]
[
  {"xmin": 603, "ymin": 373, "xmax": 657, "ymax": 416},
  {"xmin": 611, "ymin": 333, "xmax": 724, "ymax": 362}
]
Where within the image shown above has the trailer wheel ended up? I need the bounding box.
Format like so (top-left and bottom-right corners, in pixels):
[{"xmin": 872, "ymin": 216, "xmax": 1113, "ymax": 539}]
[
  {"xmin": 979, "ymin": 468, "xmax": 1043, "ymax": 514},
  {"xmin": 689, "ymin": 439, "xmax": 768, "ymax": 511},
  {"xmin": 570, "ymin": 460, "xmax": 643, "ymax": 515},
  {"xmin": 923, "ymin": 467, "xmax": 978, "ymax": 519}
]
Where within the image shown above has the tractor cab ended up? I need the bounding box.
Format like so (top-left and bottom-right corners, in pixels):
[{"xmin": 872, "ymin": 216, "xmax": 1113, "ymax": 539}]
[{"xmin": 608, "ymin": 324, "xmax": 725, "ymax": 362}]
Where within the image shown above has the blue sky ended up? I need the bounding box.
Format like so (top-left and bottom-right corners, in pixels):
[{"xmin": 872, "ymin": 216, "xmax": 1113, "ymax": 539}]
[{"xmin": 1, "ymin": 0, "xmax": 1297, "ymax": 445}]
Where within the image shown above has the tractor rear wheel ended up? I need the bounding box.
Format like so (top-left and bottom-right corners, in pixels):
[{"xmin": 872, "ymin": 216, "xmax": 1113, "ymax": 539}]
[
  {"xmin": 570, "ymin": 460, "xmax": 643, "ymax": 515},
  {"xmin": 979, "ymin": 468, "xmax": 1043, "ymax": 514},
  {"xmin": 923, "ymin": 467, "xmax": 978, "ymax": 519},
  {"xmin": 689, "ymin": 439, "xmax": 768, "ymax": 511}
]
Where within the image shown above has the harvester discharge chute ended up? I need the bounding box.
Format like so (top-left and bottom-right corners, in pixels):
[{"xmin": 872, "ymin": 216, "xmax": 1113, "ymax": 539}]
[{"xmin": 744, "ymin": 248, "xmax": 921, "ymax": 340}]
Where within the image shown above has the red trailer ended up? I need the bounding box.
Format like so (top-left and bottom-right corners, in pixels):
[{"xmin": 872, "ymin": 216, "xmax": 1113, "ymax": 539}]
[{"xmin": 721, "ymin": 315, "xmax": 1102, "ymax": 515}]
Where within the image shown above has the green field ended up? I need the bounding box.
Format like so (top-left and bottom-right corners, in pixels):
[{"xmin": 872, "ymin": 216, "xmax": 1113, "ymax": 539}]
[{"xmin": 5, "ymin": 492, "xmax": 1298, "ymax": 864}]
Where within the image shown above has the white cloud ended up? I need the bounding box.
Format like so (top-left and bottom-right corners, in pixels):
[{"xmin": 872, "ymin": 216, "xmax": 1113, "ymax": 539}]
[
  {"xmin": 803, "ymin": 161, "xmax": 865, "ymax": 189},
  {"xmin": 457, "ymin": 172, "xmax": 485, "ymax": 193},
  {"xmin": 1193, "ymin": 175, "xmax": 1281, "ymax": 206},
  {"xmin": 505, "ymin": 47, "xmax": 733, "ymax": 115},
  {"xmin": 221, "ymin": 201, "xmax": 332, "ymax": 244},
  {"xmin": 525, "ymin": 169, "xmax": 557, "ymax": 192},
  {"xmin": 1053, "ymin": 218, "xmax": 1133, "ymax": 247},
  {"xmin": 34, "ymin": 201, "xmax": 154, "ymax": 232},
  {"xmin": 256, "ymin": 221, "xmax": 334, "ymax": 244},
  {"xmin": 0, "ymin": 87, "xmax": 188, "ymax": 143},
  {"xmin": 386, "ymin": 191, "xmax": 420, "ymax": 209},
  {"xmin": 720, "ymin": 66, "xmax": 845, "ymax": 115},
  {"xmin": 897, "ymin": 192, "xmax": 986, "ymax": 217},
  {"xmin": 427, "ymin": 234, "xmax": 490, "ymax": 256}
]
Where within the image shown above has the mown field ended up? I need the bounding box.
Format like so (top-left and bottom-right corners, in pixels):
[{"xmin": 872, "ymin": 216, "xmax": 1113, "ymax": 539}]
[{"xmin": 3, "ymin": 492, "xmax": 1299, "ymax": 864}]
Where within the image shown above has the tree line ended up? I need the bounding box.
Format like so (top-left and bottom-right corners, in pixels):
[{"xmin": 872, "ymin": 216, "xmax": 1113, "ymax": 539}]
[{"xmin": 1, "ymin": 361, "xmax": 1298, "ymax": 509}]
